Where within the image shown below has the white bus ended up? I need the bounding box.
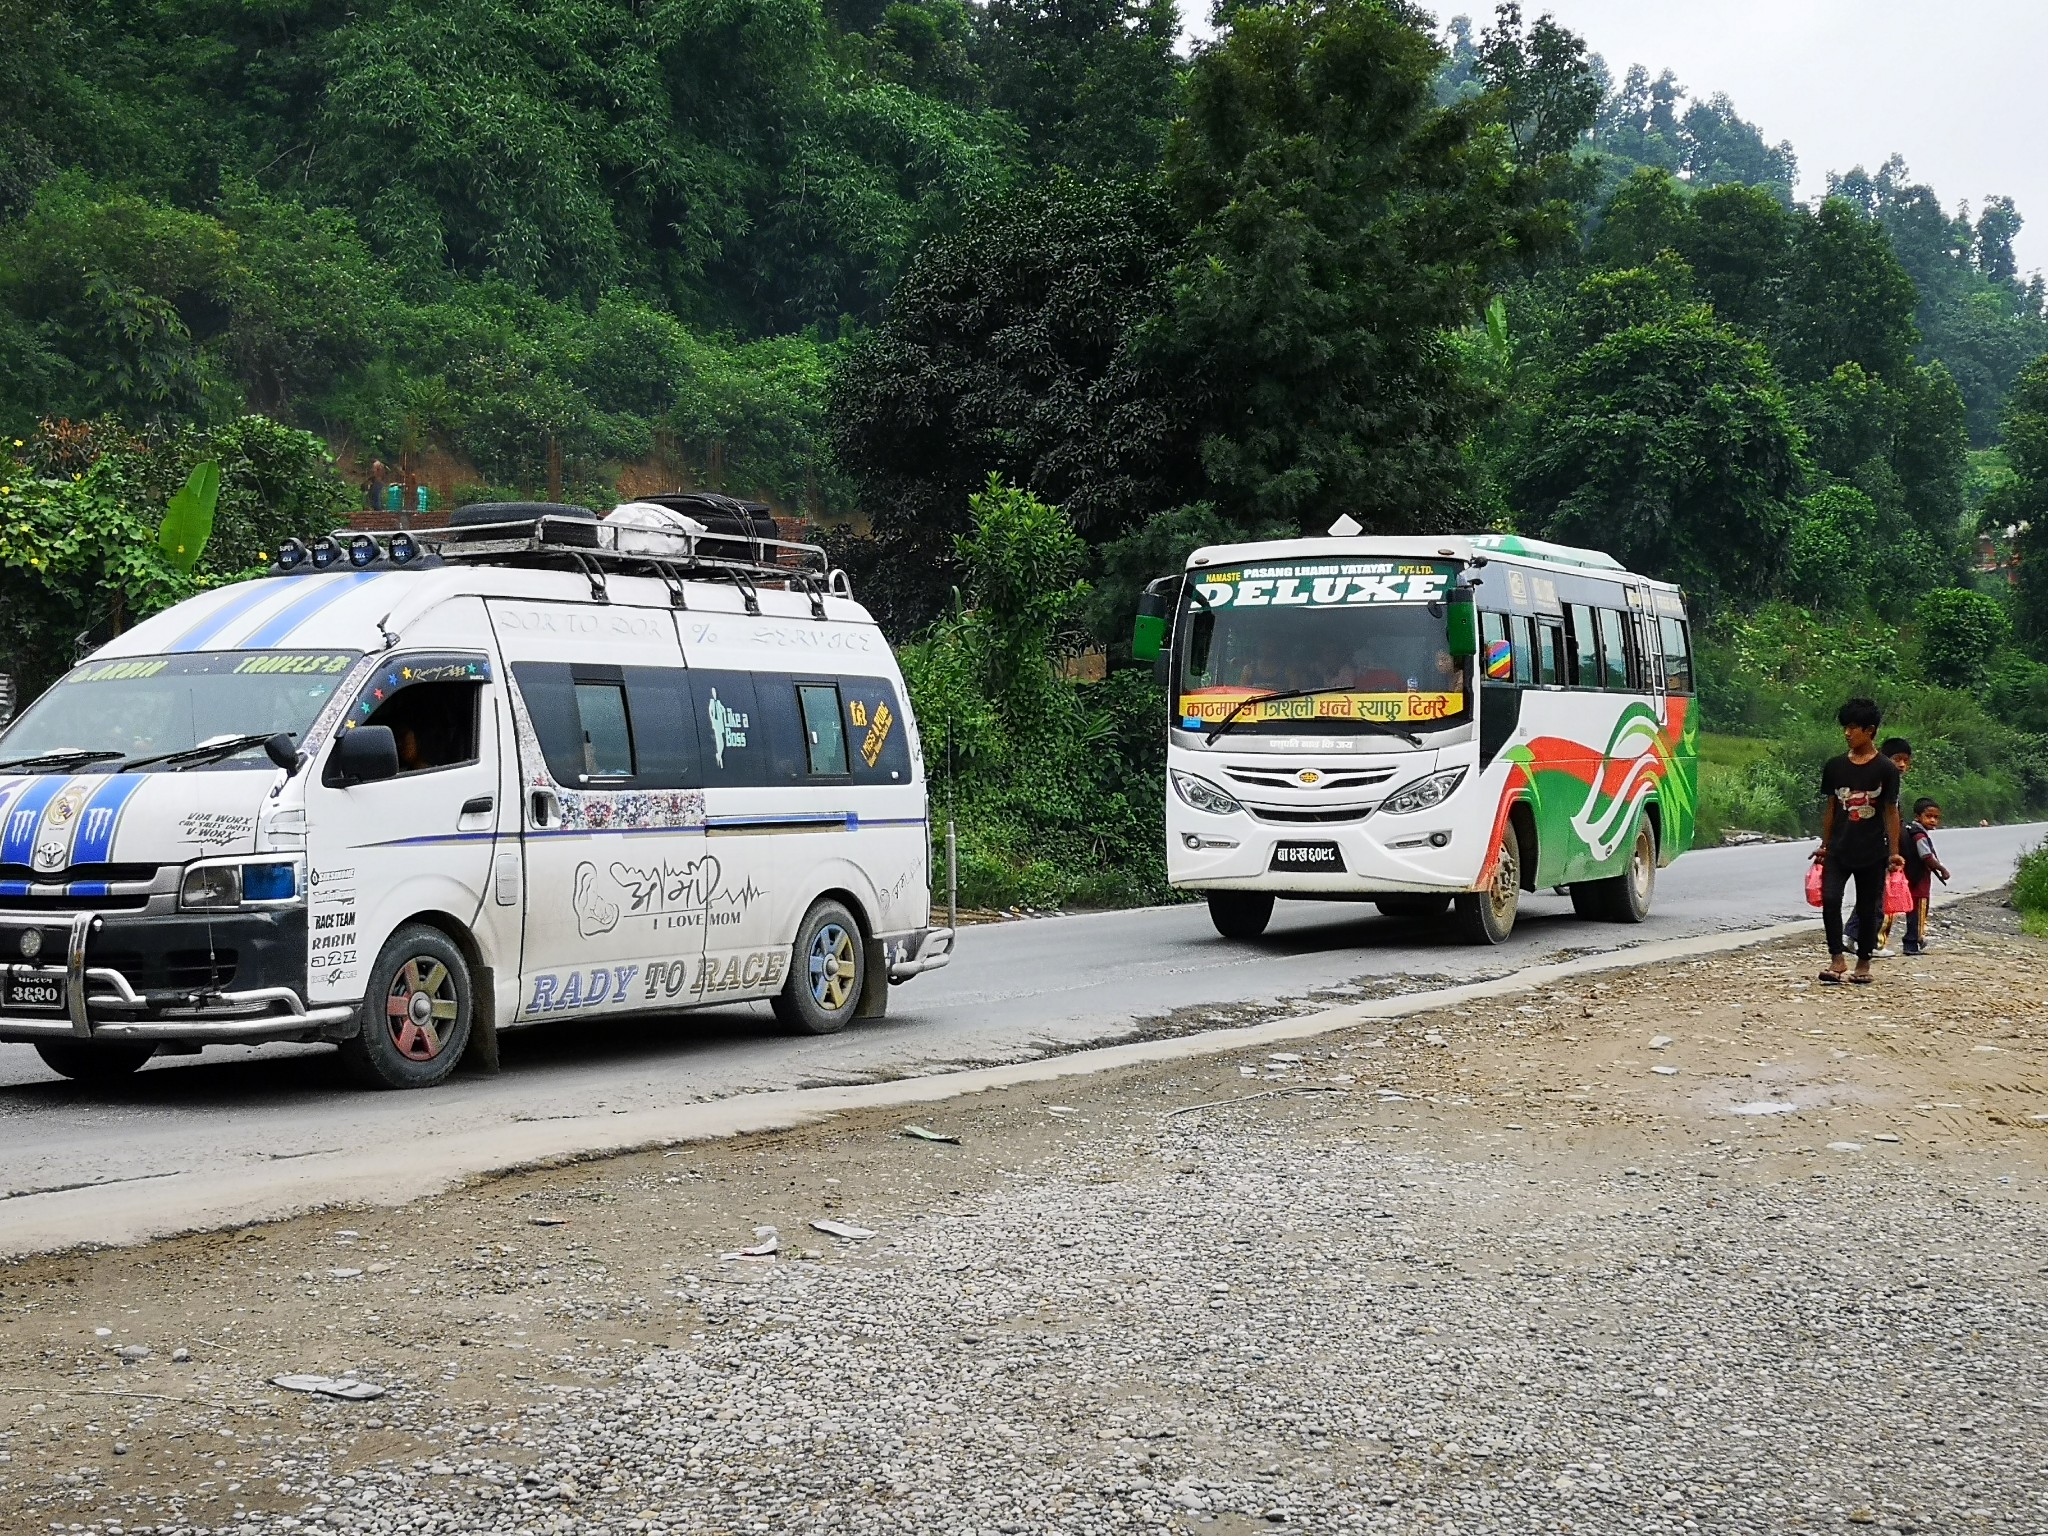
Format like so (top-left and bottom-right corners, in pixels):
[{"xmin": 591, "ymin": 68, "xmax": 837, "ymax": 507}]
[
  {"xmin": 0, "ymin": 500, "xmax": 950, "ymax": 1087},
  {"xmin": 1134, "ymin": 531, "xmax": 1699, "ymax": 944}
]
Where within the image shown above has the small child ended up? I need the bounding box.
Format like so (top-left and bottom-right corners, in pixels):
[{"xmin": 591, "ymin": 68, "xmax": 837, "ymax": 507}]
[
  {"xmin": 1900, "ymin": 797, "xmax": 1950, "ymax": 956},
  {"xmin": 1849, "ymin": 736, "xmax": 1914, "ymax": 955}
]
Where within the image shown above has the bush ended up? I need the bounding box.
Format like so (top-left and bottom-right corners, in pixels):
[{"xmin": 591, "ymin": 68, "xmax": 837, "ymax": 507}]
[
  {"xmin": 2015, "ymin": 840, "xmax": 2048, "ymax": 936},
  {"xmin": 1915, "ymin": 586, "xmax": 2011, "ymax": 689}
]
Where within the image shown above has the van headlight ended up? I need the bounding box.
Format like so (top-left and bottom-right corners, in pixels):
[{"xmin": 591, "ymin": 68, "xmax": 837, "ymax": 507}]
[
  {"xmin": 1378, "ymin": 769, "xmax": 1467, "ymax": 816},
  {"xmin": 1170, "ymin": 770, "xmax": 1243, "ymax": 816},
  {"xmin": 181, "ymin": 858, "xmax": 303, "ymax": 910}
]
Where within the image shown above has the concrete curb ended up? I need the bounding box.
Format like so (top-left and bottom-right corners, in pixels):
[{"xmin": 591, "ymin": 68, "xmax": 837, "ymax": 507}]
[{"xmin": 0, "ymin": 879, "xmax": 2011, "ymax": 1261}]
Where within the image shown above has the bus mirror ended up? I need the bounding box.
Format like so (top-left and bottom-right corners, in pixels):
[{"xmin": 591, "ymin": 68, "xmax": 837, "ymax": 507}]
[
  {"xmin": 1132, "ymin": 583, "xmax": 1170, "ymax": 662},
  {"xmin": 1445, "ymin": 587, "xmax": 1479, "ymax": 660}
]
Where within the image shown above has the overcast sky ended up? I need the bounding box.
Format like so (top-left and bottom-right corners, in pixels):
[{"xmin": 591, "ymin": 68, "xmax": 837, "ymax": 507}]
[{"xmin": 1177, "ymin": 0, "xmax": 2048, "ymax": 279}]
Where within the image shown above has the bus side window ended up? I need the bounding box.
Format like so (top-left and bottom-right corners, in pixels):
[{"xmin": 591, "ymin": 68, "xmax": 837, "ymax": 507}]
[
  {"xmin": 1595, "ymin": 610, "xmax": 1630, "ymax": 690},
  {"xmin": 798, "ymin": 683, "xmax": 850, "ymax": 776},
  {"xmin": 1479, "ymin": 611, "xmax": 1511, "ymax": 681},
  {"xmin": 1660, "ymin": 617, "xmax": 1694, "ymax": 694},
  {"xmin": 1566, "ymin": 604, "xmax": 1598, "ymax": 687},
  {"xmin": 1510, "ymin": 616, "xmax": 1535, "ymax": 684},
  {"xmin": 1536, "ymin": 623, "xmax": 1562, "ymax": 685}
]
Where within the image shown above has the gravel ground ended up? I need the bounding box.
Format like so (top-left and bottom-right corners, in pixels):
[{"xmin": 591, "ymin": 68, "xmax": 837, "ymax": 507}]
[{"xmin": 3, "ymin": 896, "xmax": 2047, "ymax": 1536}]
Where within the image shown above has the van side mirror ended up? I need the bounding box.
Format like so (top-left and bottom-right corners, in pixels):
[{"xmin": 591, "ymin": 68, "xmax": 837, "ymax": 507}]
[
  {"xmin": 1445, "ymin": 585, "xmax": 1479, "ymax": 660},
  {"xmin": 264, "ymin": 733, "xmax": 301, "ymax": 774},
  {"xmin": 329, "ymin": 725, "xmax": 399, "ymax": 787}
]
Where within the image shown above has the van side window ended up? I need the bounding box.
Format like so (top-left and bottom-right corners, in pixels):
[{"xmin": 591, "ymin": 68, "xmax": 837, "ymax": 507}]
[
  {"xmin": 361, "ymin": 680, "xmax": 480, "ymax": 774},
  {"xmin": 573, "ymin": 681, "xmax": 635, "ymax": 779},
  {"xmin": 798, "ymin": 684, "xmax": 849, "ymax": 776},
  {"xmin": 1566, "ymin": 604, "xmax": 1598, "ymax": 687},
  {"xmin": 1660, "ymin": 616, "xmax": 1694, "ymax": 695},
  {"xmin": 1595, "ymin": 609, "xmax": 1630, "ymax": 690}
]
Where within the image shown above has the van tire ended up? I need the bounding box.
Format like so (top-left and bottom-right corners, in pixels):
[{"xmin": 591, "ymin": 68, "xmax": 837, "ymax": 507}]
[
  {"xmin": 337, "ymin": 925, "xmax": 473, "ymax": 1089},
  {"xmin": 34, "ymin": 1040, "xmax": 155, "ymax": 1082},
  {"xmin": 1207, "ymin": 891, "xmax": 1274, "ymax": 940},
  {"xmin": 773, "ymin": 899, "xmax": 864, "ymax": 1035},
  {"xmin": 1453, "ymin": 820, "xmax": 1521, "ymax": 945},
  {"xmin": 1572, "ymin": 819, "xmax": 1657, "ymax": 924}
]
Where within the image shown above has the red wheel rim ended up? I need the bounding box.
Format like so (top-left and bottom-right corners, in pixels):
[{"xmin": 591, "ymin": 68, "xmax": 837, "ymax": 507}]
[{"xmin": 385, "ymin": 957, "xmax": 457, "ymax": 1062}]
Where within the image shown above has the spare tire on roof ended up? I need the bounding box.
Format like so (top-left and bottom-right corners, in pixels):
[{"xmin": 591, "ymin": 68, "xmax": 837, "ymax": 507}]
[{"xmin": 449, "ymin": 501, "xmax": 599, "ymax": 548}]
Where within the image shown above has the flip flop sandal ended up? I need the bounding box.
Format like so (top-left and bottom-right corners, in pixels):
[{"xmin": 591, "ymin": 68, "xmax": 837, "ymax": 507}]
[
  {"xmin": 1848, "ymin": 972, "xmax": 1874, "ymax": 985},
  {"xmin": 1817, "ymin": 970, "xmax": 1844, "ymax": 985}
]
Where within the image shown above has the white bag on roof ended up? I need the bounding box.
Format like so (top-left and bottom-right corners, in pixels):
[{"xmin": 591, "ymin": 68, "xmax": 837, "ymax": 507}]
[{"xmin": 604, "ymin": 501, "xmax": 707, "ymax": 555}]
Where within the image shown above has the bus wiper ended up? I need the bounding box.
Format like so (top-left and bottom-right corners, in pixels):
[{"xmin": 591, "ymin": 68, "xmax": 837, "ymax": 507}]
[
  {"xmin": 0, "ymin": 748, "xmax": 125, "ymax": 773},
  {"xmin": 1204, "ymin": 689, "xmax": 1424, "ymax": 748},
  {"xmin": 119, "ymin": 733, "xmax": 284, "ymax": 773}
]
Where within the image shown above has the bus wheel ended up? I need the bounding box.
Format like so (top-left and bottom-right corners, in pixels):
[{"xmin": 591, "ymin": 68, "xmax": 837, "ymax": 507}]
[
  {"xmin": 34, "ymin": 1040, "xmax": 155, "ymax": 1082},
  {"xmin": 774, "ymin": 899, "xmax": 864, "ymax": 1035},
  {"xmin": 1453, "ymin": 821, "xmax": 1521, "ymax": 945},
  {"xmin": 1207, "ymin": 891, "xmax": 1274, "ymax": 940},
  {"xmin": 1375, "ymin": 895, "xmax": 1452, "ymax": 921},
  {"xmin": 1572, "ymin": 820, "xmax": 1657, "ymax": 924},
  {"xmin": 338, "ymin": 925, "xmax": 473, "ymax": 1090}
]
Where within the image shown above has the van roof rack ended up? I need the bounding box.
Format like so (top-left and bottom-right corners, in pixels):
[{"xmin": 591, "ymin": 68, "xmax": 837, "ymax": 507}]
[{"xmin": 413, "ymin": 505, "xmax": 847, "ymax": 613}]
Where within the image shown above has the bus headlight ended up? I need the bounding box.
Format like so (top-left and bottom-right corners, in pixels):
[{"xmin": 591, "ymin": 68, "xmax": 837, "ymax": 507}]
[
  {"xmin": 1170, "ymin": 770, "xmax": 1243, "ymax": 817},
  {"xmin": 1378, "ymin": 769, "xmax": 1467, "ymax": 816}
]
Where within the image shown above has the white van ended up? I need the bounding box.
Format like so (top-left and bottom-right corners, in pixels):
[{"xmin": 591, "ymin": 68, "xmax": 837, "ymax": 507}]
[{"xmin": 0, "ymin": 502, "xmax": 951, "ymax": 1088}]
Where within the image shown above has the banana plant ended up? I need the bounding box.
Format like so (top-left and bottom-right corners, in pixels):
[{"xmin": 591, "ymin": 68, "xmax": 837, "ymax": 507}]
[{"xmin": 157, "ymin": 459, "xmax": 222, "ymax": 573}]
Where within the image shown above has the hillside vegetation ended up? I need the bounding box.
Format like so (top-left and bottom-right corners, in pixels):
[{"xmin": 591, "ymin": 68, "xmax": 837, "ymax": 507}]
[{"xmin": 2, "ymin": 0, "xmax": 2047, "ymax": 905}]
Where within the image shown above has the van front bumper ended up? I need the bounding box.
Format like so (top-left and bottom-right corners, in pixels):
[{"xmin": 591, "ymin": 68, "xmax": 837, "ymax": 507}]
[{"xmin": 0, "ymin": 910, "xmax": 350, "ymax": 1046}]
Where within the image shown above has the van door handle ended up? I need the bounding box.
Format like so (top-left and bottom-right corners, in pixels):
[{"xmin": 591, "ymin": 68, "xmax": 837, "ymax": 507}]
[
  {"xmin": 530, "ymin": 789, "xmax": 559, "ymax": 827},
  {"xmin": 460, "ymin": 795, "xmax": 495, "ymax": 817}
]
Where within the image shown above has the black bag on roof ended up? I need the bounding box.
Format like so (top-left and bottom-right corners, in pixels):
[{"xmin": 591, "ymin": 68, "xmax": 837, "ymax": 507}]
[{"xmin": 448, "ymin": 501, "xmax": 600, "ymax": 548}]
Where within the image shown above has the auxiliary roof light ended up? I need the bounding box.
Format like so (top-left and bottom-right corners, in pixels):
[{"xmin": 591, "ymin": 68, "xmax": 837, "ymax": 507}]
[
  {"xmin": 275, "ymin": 538, "xmax": 309, "ymax": 571},
  {"xmin": 309, "ymin": 537, "xmax": 342, "ymax": 570},
  {"xmin": 346, "ymin": 533, "xmax": 380, "ymax": 569},
  {"xmin": 387, "ymin": 531, "xmax": 421, "ymax": 565}
]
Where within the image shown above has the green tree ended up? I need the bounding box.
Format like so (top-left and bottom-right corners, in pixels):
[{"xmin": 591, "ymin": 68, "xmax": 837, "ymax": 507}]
[
  {"xmin": 1915, "ymin": 586, "xmax": 2011, "ymax": 688},
  {"xmin": 1512, "ymin": 305, "xmax": 1803, "ymax": 602},
  {"xmin": 974, "ymin": 0, "xmax": 1181, "ymax": 176},
  {"xmin": 1778, "ymin": 197, "xmax": 1920, "ymax": 385},
  {"xmin": 1156, "ymin": 0, "xmax": 1586, "ymax": 534},
  {"xmin": 1784, "ymin": 483, "xmax": 1879, "ymax": 609},
  {"xmin": 1998, "ymin": 354, "xmax": 2048, "ymax": 653}
]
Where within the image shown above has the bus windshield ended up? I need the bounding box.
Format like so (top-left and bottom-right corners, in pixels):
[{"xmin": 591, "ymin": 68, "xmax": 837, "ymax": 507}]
[
  {"xmin": 1175, "ymin": 559, "xmax": 1471, "ymax": 737},
  {"xmin": 0, "ymin": 652, "xmax": 359, "ymax": 771}
]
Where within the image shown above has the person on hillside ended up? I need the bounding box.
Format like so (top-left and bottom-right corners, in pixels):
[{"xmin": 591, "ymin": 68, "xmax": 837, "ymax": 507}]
[
  {"xmin": 1900, "ymin": 797, "xmax": 1950, "ymax": 957},
  {"xmin": 1813, "ymin": 698, "xmax": 1904, "ymax": 985},
  {"xmin": 1846, "ymin": 735, "xmax": 1914, "ymax": 956},
  {"xmin": 365, "ymin": 458, "xmax": 388, "ymax": 514}
]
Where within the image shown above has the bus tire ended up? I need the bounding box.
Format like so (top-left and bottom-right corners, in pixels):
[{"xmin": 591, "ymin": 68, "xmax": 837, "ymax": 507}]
[
  {"xmin": 1573, "ymin": 819, "xmax": 1657, "ymax": 924},
  {"xmin": 338, "ymin": 924, "xmax": 473, "ymax": 1090},
  {"xmin": 1453, "ymin": 820, "xmax": 1521, "ymax": 945},
  {"xmin": 1375, "ymin": 895, "xmax": 1452, "ymax": 921},
  {"xmin": 1206, "ymin": 891, "xmax": 1274, "ymax": 940},
  {"xmin": 34, "ymin": 1040, "xmax": 155, "ymax": 1082},
  {"xmin": 773, "ymin": 899, "xmax": 864, "ymax": 1035}
]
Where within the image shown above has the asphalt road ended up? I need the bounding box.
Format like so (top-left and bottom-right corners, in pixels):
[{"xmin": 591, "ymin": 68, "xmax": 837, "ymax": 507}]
[{"xmin": 0, "ymin": 824, "xmax": 2039, "ymax": 1216}]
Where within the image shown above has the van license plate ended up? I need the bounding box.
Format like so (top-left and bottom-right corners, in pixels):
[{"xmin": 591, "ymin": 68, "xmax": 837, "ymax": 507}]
[
  {"xmin": 1271, "ymin": 842, "xmax": 1344, "ymax": 872},
  {"xmin": 4, "ymin": 970, "xmax": 64, "ymax": 1013}
]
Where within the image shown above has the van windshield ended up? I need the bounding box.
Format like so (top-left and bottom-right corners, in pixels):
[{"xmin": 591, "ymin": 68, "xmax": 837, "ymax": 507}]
[
  {"xmin": 1176, "ymin": 559, "xmax": 1471, "ymax": 736},
  {"xmin": 0, "ymin": 652, "xmax": 358, "ymax": 771}
]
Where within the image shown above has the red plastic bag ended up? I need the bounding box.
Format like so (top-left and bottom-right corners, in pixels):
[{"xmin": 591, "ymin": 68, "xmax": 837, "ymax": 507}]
[
  {"xmin": 1804, "ymin": 862, "xmax": 1825, "ymax": 907},
  {"xmin": 1883, "ymin": 868, "xmax": 1914, "ymax": 916}
]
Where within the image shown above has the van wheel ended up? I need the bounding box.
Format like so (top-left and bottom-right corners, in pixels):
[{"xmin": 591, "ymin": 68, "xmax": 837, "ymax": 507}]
[
  {"xmin": 1375, "ymin": 895, "xmax": 1452, "ymax": 921},
  {"xmin": 1207, "ymin": 891, "xmax": 1274, "ymax": 940},
  {"xmin": 337, "ymin": 924, "xmax": 473, "ymax": 1089},
  {"xmin": 1572, "ymin": 820, "xmax": 1657, "ymax": 923},
  {"xmin": 1453, "ymin": 820, "xmax": 1521, "ymax": 945},
  {"xmin": 34, "ymin": 1040, "xmax": 155, "ymax": 1082},
  {"xmin": 773, "ymin": 899, "xmax": 864, "ymax": 1035}
]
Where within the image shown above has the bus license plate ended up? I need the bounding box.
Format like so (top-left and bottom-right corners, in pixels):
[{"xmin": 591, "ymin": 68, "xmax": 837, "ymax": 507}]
[
  {"xmin": 1271, "ymin": 842, "xmax": 1344, "ymax": 873},
  {"xmin": 4, "ymin": 970, "xmax": 65, "ymax": 1013}
]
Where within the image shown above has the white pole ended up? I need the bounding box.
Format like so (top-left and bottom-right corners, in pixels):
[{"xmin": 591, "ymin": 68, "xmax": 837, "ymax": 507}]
[{"xmin": 946, "ymin": 818, "xmax": 958, "ymax": 932}]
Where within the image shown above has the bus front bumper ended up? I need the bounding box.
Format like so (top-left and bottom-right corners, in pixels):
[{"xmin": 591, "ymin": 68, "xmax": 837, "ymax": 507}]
[{"xmin": 1167, "ymin": 803, "xmax": 1485, "ymax": 894}]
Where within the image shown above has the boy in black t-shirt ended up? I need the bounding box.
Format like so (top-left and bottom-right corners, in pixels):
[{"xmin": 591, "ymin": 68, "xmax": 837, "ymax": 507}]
[
  {"xmin": 1812, "ymin": 698, "xmax": 1904, "ymax": 985},
  {"xmin": 1846, "ymin": 736, "xmax": 1913, "ymax": 955}
]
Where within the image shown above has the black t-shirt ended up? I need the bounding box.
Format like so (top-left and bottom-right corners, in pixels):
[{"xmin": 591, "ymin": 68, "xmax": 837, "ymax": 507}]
[
  {"xmin": 1902, "ymin": 821, "xmax": 1937, "ymax": 882},
  {"xmin": 1820, "ymin": 753, "xmax": 1900, "ymax": 868}
]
